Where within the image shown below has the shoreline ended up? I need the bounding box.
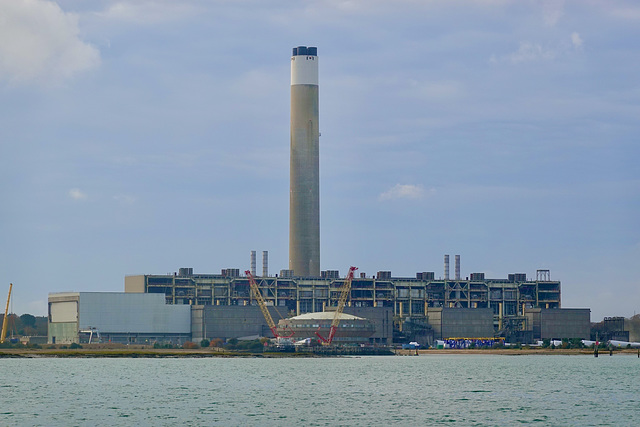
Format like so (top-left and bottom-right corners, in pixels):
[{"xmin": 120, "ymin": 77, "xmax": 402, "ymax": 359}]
[{"xmin": 1, "ymin": 347, "xmax": 638, "ymax": 358}]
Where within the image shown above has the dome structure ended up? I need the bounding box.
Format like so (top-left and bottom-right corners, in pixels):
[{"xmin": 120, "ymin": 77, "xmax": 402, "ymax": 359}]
[{"xmin": 278, "ymin": 311, "xmax": 375, "ymax": 345}]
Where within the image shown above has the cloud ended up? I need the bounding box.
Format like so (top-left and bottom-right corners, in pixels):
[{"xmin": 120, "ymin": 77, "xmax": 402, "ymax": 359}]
[
  {"xmin": 542, "ymin": 0, "xmax": 564, "ymax": 26},
  {"xmin": 379, "ymin": 184, "xmax": 431, "ymax": 201},
  {"xmin": 610, "ymin": 7, "xmax": 640, "ymax": 21},
  {"xmin": 571, "ymin": 32, "xmax": 583, "ymax": 49},
  {"xmin": 509, "ymin": 42, "xmax": 557, "ymax": 63},
  {"xmin": 0, "ymin": 0, "xmax": 100, "ymax": 85},
  {"xmin": 68, "ymin": 188, "xmax": 87, "ymax": 200},
  {"xmin": 493, "ymin": 32, "xmax": 584, "ymax": 64}
]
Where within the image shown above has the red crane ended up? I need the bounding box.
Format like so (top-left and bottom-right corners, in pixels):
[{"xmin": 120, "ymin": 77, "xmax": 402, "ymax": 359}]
[{"xmin": 316, "ymin": 266, "xmax": 358, "ymax": 345}]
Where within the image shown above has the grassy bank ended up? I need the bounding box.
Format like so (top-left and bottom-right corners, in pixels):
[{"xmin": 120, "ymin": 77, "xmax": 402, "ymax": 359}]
[{"xmin": 1, "ymin": 345, "xmax": 638, "ymax": 358}]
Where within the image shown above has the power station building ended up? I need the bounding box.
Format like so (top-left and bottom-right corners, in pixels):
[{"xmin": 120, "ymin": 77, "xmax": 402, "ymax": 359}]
[
  {"xmin": 47, "ymin": 261, "xmax": 585, "ymax": 345},
  {"xmin": 123, "ymin": 258, "xmax": 576, "ymax": 343},
  {"xmin": 45, "ymin": 47, "xmax": 590, "ymax": 347}
]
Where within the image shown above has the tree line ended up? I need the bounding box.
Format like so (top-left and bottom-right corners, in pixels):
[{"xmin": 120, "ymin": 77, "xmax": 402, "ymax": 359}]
[{"xmin": 0, "ymin": 314, "xmax": 48, "ymax": 337}]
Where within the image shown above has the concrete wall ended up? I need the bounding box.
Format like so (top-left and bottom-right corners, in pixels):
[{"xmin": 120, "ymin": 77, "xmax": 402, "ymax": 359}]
[
  {"xmin": 194, "ymin": 305, "xmax": 288, "ymax": 341},
  {"xmin": 427, "ymin": 307, "xmax": 494, "ymax": 339},
  {"xmin": 124, "ymin": 275, "xmax": 145, "ymax": 293},
  {"xmin": 344, "ymin": 307, "xmax": 393, "ymax": 345},
  {"xmin": 48, "ymin": 322, "xmax": 79, "ymax": 344},
  {"xmin": 192, "ymin": 305, "xmax": 393, "ymax": 345},
  {"xmin": 526, "ymin": 308, "xmax": 590, "ymax": 340},
  {"xmin": 48, "ymin": 292, "xmax": 80, "ymax": 344}
]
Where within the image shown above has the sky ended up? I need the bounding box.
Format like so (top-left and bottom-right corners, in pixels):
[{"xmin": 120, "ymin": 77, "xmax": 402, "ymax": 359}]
[{"xmin": 1, "ymin": 0, "xmax": 638, "ymax": 321}]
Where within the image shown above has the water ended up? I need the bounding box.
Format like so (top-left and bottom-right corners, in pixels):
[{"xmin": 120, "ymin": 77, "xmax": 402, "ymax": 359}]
[{"xmin": 1, "ymin": 354, "xmax": 638, "ymax": 426}]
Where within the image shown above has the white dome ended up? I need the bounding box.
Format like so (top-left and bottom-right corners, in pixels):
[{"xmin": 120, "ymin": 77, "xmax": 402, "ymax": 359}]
[{"xmin": 289, "ymin": 311, "xmax": 364, "ymax": 321}]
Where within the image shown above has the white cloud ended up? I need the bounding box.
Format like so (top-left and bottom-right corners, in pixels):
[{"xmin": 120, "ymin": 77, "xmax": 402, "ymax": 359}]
[
  {"xmin": 509, "ymin": 42, "xmax": 557, "ymax": 63},
  {"xmin": 68, "ymin": 188, "xmax": 87, "ymax": 200},
  {"xmin": 542, "ymin": 0, "xmax": 564, "ymax": 26},
  {"xmin": 379, "ymin": 184, "xmax": 431, "ymax": 201},
  {"xmin": 494, "ymin": 33, "xmax": 584, "ymax": 65},
  {"xmin": 571, "ymin": 32, "xmax": 583, "ymax": 49},
  {"xmin": 610, "ymin": 7, "xmax": 640, "ymax": 21},
  {"xmin": 0, "ymin": 0, "xmax": 100, "ymax": 85}
]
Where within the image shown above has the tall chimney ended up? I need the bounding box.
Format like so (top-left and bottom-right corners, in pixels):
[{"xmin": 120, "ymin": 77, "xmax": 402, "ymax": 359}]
[
  {"xmin": 455, "ymin": 254, "xmax": 460, "ymax": 280},
  {"xmin": 289, "ymin": 45, "xmax": 320, "ymax": 277},
  {"xmin": 444, "ymin": 254, "xmax": 450, "ymax": 280},
  {"xmin": 262, "ymin": 251, "xmax": 268, "ymax": 277},
  {"xmin": 250, "ymin": 251, "xmax": 256, "ymax": 276}
]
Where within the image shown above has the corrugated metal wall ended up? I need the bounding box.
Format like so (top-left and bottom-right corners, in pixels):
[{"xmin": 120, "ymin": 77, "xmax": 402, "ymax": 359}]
[{"xmin": 78, "ymin": 293, "xmax": 191, "ymax": 334}]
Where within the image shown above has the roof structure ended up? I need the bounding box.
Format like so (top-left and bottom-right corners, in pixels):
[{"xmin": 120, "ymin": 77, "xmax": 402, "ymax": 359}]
[{"xmin": 289, "ymin": 312, "xmax": 364, "ymax": 321}]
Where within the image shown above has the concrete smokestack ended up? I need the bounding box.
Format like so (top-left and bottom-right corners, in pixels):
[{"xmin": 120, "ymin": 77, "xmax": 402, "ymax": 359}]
[
  {"xmin": 289, "ymin": 46, "xmax": 320, "ymax": 277},
  {"xmin": 262, "ymin": 251, "xmax": 268, "ymax": 277},
  {"xmin": 455, "ymin": 255, "xmax": 460, "ymax": 280},
  {"xmin": 250, "ymin": 250, "xmax": 257, "ymax": 276},
  {"xmin": 444, "ymin": 254, "xmax": 450, "ymax": 280}
]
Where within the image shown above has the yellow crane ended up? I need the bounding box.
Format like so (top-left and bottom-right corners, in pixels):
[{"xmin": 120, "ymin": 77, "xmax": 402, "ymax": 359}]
[
  {"xmin": 316, "ymin": 266, "xmax": 358, "ymax": 345},
  {"xmin": 244, "ymin": 271, "xmax": 293, "ymax": 338},
  {"xmin": 1, "ymin": 283, "xmax": 13, "ymax": 344}
]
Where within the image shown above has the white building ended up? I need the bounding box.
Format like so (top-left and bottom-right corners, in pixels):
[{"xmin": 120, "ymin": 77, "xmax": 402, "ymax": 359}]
[{"xmin": 48, "ymin": 292, "xmax": 191, "ymax": 344}]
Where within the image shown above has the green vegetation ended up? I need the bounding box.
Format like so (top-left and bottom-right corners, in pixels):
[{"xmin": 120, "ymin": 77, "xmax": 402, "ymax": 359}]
[
  {"xmin": 541, "ymin": 338, "xmax": 585, "ymax": 349},
  {"xmin": 0, "ymin": 314, "xmax": 48, "ymax": 337},
  {"xmin": 224, "ymin": 339, "xmax": 264, "ymax": 352},
  {"xmin": 200, "ymin": 339, "xmax": 210, "ymax": 348},
  {"xmin": 153, "ymin": 342, "xmax": 176, "ymax": 349},
  {"xmin": 0, "ymin": 341, "xmax": 42, "ymax": 349}
]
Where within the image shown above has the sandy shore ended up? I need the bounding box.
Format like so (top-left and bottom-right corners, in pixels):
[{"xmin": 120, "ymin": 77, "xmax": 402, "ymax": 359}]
[
  {"xmin": 1, "ymin": 346, "xmax": 638, "ymax": 358},
  {"xmin": 400, "ymin": 348, "xmax": 640, "ymax": 356}
]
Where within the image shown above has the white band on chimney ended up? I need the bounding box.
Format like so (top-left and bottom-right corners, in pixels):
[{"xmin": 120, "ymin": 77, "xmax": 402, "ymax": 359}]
[{"xmin": 291, "ymin": 56, "xmax": 318, "ymax": 86}]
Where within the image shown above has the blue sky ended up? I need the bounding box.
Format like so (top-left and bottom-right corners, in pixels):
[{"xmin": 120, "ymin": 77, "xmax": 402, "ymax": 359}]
[{"xmin": 1, "ymin": 0, "xmax": 638, "ymax": 321}]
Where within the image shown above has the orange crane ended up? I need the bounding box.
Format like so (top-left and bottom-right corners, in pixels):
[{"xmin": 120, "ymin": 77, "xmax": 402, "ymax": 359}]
[
  {"xmin": 244, "ymin": 271, "xmax": 293, "ymax": 338},
  {"xmin": 1, "ymin": 283, "xmax": 13, "ymax": 344},
  {"xmin": 316, "ymin": 266, "xmax": 358, "ymax": 345}
]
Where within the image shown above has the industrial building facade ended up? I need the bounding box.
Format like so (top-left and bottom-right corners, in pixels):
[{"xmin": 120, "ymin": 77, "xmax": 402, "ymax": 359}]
[
  {"xmin": 48, "ymin": 292, "xmax": 191, "ymax": 344},
  {"xmin": 125, "ymin": 267, "xmax": 562, "ymax": 338}
]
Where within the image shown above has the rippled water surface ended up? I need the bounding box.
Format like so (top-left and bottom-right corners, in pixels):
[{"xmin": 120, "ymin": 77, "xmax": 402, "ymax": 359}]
[{"xmin": 1, "ymin": 354, "xmax": 639, "ymax": 426}]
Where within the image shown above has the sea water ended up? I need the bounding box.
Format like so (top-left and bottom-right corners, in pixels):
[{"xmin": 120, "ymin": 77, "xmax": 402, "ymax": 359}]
[{"xmin": 1, "ymin": 354, "xmax": 638, "ymax": 426}]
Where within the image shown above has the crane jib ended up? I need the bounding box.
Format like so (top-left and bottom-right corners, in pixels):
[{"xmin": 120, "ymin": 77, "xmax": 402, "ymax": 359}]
[{"xmin": 316, "ymin": 266, "xmax": 358, "ymax": 345}]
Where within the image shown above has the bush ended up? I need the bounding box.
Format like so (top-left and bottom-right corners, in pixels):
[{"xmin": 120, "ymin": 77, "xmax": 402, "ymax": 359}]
[
  {"xmin": 200, "ymin": 339, "xmax": 210, "ymax": 348},
  {"xmin": 209, "ymin": 338, "xmax": 224, "ymax": 348},
  {"xmin": 69, "ymin": 342, "xmax": 83, "ymax": 349},
  {"xmin": 182, "ymin": 341, "xmax": 199, "ymax": 350},
  {"xmin": 570, "ymin": 338, "xmax": 584, "ymax": 349},
  {"xmin": 153, "ymin": 342, "xmax": 174, "ymax": 349},
  {"xmin": 230, "ymin": 339, "xmax": 263, "ymax": 352}
]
